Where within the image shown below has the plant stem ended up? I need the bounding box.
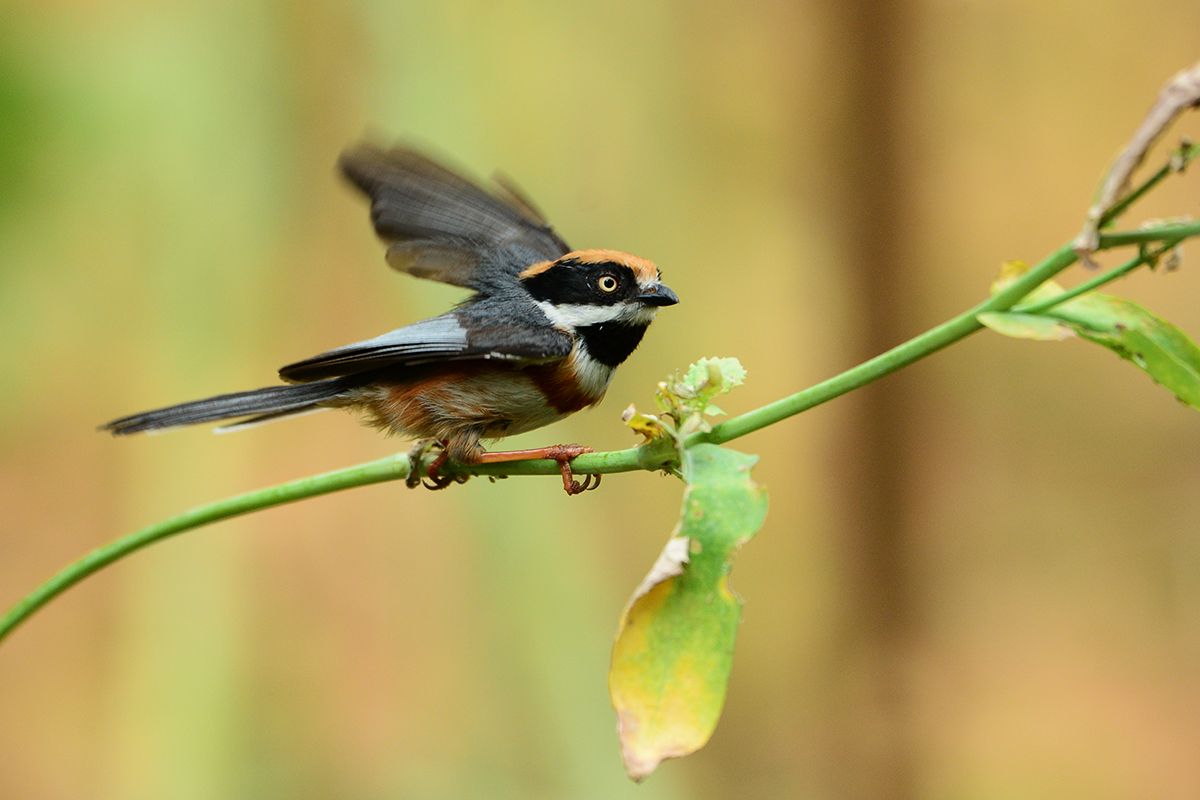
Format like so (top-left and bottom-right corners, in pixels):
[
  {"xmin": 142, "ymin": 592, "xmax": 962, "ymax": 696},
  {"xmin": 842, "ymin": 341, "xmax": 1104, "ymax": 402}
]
[
  {"xmin": 1015, "ymin": 241, "xmax": 1179, "ymax": 315},
  {"xmin": 1094, "ymin": 219, "xmax": 1200, "ymax": 248},
  {"xmin": 698, "ymin": 243, "xmax": 1080, "ymax": 444},
  {"xmin": 0, "ymin": 455, "xmax": 410, "ymax": 644},
  {"xmin": 2, "ymin": 175, "xmax": 1197, "ymax": 645}
]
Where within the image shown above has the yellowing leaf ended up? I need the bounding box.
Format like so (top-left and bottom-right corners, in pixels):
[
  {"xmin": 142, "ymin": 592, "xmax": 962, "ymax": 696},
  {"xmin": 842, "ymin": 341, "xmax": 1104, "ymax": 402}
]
[
  {"xmin": 609, "ymin": 444, "xmax": 767, "ymax": 781},
  {"xmin": 977, "ymin": 311, "xmax": 1076, "ymax": 341},
  {"xmin": 622, "ymin": 403, "xmax": 667, "ymax": 443}
]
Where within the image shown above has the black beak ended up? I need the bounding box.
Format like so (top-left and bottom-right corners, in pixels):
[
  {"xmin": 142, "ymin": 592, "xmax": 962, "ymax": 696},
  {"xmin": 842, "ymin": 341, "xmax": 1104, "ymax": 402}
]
[{"xmin": 638, "ymin": 282, "xmax": 679, "ymax": 307}]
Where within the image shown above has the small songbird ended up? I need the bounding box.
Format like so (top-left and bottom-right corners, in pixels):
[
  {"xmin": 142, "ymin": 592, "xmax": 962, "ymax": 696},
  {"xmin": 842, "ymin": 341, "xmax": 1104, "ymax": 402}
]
[{"xmin": 103, "ymin": 142, "xmax": 678, "ymax": 494}]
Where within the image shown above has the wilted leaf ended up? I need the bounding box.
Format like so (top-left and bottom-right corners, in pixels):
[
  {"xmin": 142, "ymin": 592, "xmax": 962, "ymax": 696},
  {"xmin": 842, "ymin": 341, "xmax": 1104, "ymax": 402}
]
[
  {"xmin": 622, "ymin": 403, "xmax": 667, "ymax": 443},
  {"xmin": 609, "ymin": 444, "xmax": 767, "ymax": 781}
]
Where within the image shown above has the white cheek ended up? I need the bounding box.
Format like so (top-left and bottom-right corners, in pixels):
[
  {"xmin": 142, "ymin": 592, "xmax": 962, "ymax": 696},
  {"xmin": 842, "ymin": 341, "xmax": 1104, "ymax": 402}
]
[
  {"xmin": 624, "ymin": 305, "xmax": 659, "ymax": 325},
  {"xmin": 536, "ymin": 300, "xmax": 657, "ymax": 329},
  {"xmin": 536, "ymin": 301, "xmax": 614, "ymax": 328}
]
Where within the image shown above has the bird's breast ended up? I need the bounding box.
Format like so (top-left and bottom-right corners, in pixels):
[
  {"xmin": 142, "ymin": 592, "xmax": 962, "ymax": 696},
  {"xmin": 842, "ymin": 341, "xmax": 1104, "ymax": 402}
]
[
  {"xmin": 355, "ymin": 354, "xmax": 613, "ymax": 442},
  {"xmin": 527, "ymin": 349, "xmax": 614, "ymax": 415}
]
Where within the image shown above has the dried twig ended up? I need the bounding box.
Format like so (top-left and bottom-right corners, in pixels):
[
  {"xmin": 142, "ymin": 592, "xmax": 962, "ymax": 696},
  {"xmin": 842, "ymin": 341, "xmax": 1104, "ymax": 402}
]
[{"xmin": 1075, "ymin": 59, "xmax": 1200, "ymax": 257}]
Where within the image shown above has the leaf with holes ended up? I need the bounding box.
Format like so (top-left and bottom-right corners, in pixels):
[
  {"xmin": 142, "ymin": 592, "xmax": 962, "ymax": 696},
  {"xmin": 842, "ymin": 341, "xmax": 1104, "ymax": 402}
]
[
  {"xmin": 609, "ymin": 444, "xmax": 767, "ymax": 781},
  {"xmin": 1046, "ymin": 292, "xmax": 1200, "ymax": 409}
]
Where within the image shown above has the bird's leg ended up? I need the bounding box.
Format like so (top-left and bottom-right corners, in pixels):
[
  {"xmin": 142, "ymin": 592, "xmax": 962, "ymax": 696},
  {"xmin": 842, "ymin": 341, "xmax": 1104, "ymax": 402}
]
[
  {"xmin": 406, "ymin": 439, "xmax": 436, "ymax": 489},
  {"xmin": 474, "ymin": 444, "xmax": 599, "ymax": 496},
  {"xmin": 418, "ymin": 441, "xmax": 598, "ymax": 495},
  {"xmin": 414, "ymin": 440, "xmax": 468, "ymax": 490}
]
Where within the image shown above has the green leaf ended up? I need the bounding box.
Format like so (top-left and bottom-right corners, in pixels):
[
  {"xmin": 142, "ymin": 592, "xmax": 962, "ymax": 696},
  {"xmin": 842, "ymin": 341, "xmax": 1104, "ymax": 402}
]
[
  {"xmin": 626, "ymin": 357, "xmax": 748, "ymax": 445},
  {"xmin": 658, "ymin": 357, "xmax": 746, "ymax": 416},
  {"xmin": 986, "ymin": 260, "xmax": 1200, "ymax": 410},
  {"xmin": 1046, "ymin": 293, "xmax": 1200, "ymax": 409},
  {"xmin": 609, "ymin": 444, "xmax": 767, "ymax": 781},
  {"xmin": 977, "ymin": 311, "xmax": 1076, "ymax": 341}
]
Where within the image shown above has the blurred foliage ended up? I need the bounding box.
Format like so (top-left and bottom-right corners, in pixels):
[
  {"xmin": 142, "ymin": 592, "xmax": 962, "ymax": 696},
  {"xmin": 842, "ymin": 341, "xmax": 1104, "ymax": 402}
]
[
  {"xmin": 0, "ymin": 19, "xmax": 51, "ymax": 220},
  {"xmin": 2, "ymin": 2, "xmax": 1200, "ymax": 800}
]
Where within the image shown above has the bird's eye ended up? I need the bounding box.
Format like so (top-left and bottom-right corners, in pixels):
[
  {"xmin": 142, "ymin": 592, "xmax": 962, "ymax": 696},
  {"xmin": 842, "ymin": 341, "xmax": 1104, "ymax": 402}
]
[{"xmin": 597, "ymin": 275, "xmax": 620, "ymax": 293}]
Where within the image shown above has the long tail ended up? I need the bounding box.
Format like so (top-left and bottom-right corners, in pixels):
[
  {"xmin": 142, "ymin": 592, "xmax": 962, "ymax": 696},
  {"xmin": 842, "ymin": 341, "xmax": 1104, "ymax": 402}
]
[{"xmin": 102, "ymin": 378, "xmax": 358, "ymax": 435}]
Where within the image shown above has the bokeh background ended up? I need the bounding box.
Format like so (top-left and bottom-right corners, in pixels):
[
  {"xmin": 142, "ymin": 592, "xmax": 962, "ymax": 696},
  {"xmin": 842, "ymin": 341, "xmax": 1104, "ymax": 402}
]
[{"xmin": 3, "ymin": 2, "xmax": 1200, "ymax": 798}]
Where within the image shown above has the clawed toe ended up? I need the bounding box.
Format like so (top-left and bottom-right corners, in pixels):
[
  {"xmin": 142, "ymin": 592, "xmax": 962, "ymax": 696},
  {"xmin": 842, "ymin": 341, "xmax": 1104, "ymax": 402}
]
[
  {"xmin": 410, "ymin": 440, "xmax": 471, "ymax": 491},
  {"xmin": 423, "ymin": 473, "xmax": 469, "ymax": 490}
]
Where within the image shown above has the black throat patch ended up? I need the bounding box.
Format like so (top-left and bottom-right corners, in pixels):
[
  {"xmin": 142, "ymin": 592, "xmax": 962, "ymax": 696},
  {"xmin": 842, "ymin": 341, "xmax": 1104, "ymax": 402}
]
[{"xmin": 576, "ymin": 321, "xmax": 650, "ymax": 368}]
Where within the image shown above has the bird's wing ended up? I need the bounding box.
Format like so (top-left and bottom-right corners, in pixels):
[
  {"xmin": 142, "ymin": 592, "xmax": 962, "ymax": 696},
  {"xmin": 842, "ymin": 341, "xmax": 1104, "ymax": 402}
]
[
  {"xmin": 278, "ymin": 313, "xmax": 574, "ymax": 383},
  {"xmin": 340, "ymin": 143, "xmax": 572, "ymax": 289}
]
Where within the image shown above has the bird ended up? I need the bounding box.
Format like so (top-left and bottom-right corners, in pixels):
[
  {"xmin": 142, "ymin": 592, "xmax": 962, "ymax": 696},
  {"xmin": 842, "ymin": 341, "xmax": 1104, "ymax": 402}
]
[{"xmin": 102, "ymin": 142, "xmax": 678, "ymax": 495}]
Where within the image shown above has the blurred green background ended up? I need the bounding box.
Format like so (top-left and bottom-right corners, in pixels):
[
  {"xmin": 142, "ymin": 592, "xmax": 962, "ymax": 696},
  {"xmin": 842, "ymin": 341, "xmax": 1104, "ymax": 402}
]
[{"xmin": 3, "ymin": 2, "xmax": 1200, "ymax": 798}]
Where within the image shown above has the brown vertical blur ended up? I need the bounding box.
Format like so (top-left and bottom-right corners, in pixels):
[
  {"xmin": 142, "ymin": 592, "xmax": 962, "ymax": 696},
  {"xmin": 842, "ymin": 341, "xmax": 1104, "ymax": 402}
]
[{"xmin": 824, "ymin": 2, "xmax": 919, "ymax": 799}]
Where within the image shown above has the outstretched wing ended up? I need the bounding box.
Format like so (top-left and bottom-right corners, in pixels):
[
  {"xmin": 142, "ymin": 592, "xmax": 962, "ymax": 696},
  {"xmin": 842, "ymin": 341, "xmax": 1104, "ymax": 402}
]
[
  {"xmin": 340, "ymin": 143, "xmax": 572, "ymax": 290},
  {"xmin": 278, "ymin": 312, "xmax": 574, "ymax": 383}
]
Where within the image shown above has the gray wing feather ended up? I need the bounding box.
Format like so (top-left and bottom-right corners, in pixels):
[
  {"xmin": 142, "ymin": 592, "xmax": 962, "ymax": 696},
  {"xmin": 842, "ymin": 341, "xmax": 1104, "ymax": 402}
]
[
  {"xmin": 278, "ymin": 313, "xmax": 573, "ymax": 383},
  {"xmin": 340, "ymin": 143, "xmax": 571, "ymax": 289}
]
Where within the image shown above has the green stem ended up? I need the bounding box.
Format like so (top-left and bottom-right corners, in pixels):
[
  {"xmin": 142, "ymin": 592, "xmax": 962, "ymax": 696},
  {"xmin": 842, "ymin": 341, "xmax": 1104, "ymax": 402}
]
[
  {"xmin": 3, "ymin": 177, "xmax": 1198, "ymax": 645},
  {"xmin": 1094, "ymin": 219, "xmax": 1200, "ymax": 248},
  {"xmin": 1016, "ymin": 240, "xmax": 1179, "ymax": 315},
  {"xmin": 698, "ymin": 222, "xmax": 1199, "ymax": 445},
  {"xmin": 699, "ymin": 242, "xmax": 1081, "ymax": 444},
  {"xmin": 0, "ymin": 455, "xmax": 410, "ymax": 644}
]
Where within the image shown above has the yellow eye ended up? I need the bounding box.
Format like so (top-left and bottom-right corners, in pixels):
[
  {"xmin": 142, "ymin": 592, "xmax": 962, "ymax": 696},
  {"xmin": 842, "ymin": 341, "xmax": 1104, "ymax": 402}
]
[{"xmin": 597, "ymin": 275, "xmax": 619, "ymax": 293}]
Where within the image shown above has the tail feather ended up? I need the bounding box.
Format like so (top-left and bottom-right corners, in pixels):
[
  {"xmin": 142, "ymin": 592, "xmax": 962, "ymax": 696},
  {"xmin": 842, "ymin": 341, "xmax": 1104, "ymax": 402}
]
[{"xmin": 102, "ymin": 379, "xmax": 356, "ymax": 435}]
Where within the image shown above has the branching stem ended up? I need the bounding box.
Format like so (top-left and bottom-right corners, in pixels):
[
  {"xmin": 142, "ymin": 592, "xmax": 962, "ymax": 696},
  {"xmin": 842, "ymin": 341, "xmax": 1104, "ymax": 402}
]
[{"xmin": 2, "ymin": 146, "xmax": 1198, "ymax": 646}]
